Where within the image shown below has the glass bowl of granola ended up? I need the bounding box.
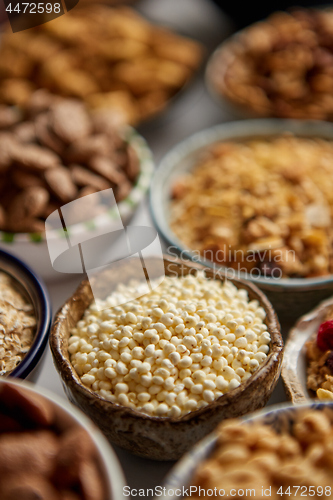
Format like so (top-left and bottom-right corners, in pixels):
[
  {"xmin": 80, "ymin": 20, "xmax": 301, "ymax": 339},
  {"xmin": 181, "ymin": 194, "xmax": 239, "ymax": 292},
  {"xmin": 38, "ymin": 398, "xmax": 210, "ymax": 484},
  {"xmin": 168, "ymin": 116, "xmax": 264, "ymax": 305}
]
[
  {"xmin": 160, "ymin": 401, "xmax": 333, "ymax": 500},
  {"xmin": 282, "ymin": 296, "xmax": 333, "ymax": 404},
  {"xmin": 150, "ymin": 119, "xmax": 333, "ymax": 321},
  {"xmin": 0, "ymin": 247, "xmax": 51, "ymax": 380}
]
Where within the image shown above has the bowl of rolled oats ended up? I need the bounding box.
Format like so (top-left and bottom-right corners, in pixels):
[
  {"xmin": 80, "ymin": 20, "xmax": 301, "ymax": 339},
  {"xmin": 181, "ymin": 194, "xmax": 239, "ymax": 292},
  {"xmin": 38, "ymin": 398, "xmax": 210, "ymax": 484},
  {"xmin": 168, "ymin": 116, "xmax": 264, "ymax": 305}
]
[
  {"xmin": 0, "ymin": 90, "xmax": 154, "ymax": 280},
  {"xmin": 150, "ymin": 119, "xmax": 333, "ymax": 320},
  {"xmin": 161, "ymin": 401, "xmax": 333, "ymax": 500},
  {"xmin": 282, "ymin": 296, "xmax": 333, "ymax": 404},
  {"xmin": 206, "ymin": 8, "xmax": 333, "ymax": 121},
  {"xmin": 0, "ymin": 248, "xmax": 51, "ymax": 380},
  {"xmin": 50, "ymin": 256, "xmax": 282, "ymax": 460},
  {"xmin": 0, "ymin": 378, "xmax": 126, "ymax": 500}
]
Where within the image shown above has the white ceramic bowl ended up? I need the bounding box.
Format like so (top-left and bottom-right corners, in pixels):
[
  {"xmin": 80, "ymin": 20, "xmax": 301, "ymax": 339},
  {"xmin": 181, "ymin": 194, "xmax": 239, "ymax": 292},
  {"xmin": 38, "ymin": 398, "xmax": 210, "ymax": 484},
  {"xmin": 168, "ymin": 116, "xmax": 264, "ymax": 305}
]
[
  {"xmin": 0, "ymin": 378, "xmax": 126, "ymax": 499},
  {"xmin": 0, "ymin": 128, "xmax": 154, "ymax": 281},
  {"xmin": 150, "ymin": 119, "xmax": 333, "ymax": 321}
]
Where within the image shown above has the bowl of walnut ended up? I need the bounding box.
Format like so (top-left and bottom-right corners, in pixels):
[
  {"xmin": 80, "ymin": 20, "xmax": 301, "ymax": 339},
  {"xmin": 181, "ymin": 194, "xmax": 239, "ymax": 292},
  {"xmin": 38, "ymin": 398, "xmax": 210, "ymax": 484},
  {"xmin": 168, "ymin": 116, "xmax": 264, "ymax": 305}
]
[
  {"xmin": 206, "ymin": 8, "xmax": 333, "ymax": 121},
  {"xmin": 161, "ymin": 402, "xmax": 333, "ymax": 500},
  {"xmin": 0, "ymin": 378, "xmax": 126, "ymax": 500},
  {"xmin": 150, "ymin": 119, "xmax": 333, "ymax": 321},
  {"xmin": 50, "ymin": 255, "xmax": 282, "ymax": 460},
  {"xmin": 0, "ymin": 247, "xmax": 51, "ymax": 381},
  {"xmin": 0, "ymin": 90, "xmax": 154, "ymax": 280}
]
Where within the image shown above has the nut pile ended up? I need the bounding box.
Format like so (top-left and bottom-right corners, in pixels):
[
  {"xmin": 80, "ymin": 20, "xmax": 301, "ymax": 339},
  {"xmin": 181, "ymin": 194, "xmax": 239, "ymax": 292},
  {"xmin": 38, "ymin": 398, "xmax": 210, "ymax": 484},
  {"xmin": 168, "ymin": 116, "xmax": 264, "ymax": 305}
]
[
  {"xmin": 209, "ymin": 9, "xmax": 333, "ymax": 120},
  {"xmin": 190, "ymin": 409, "xmax": 333, "ymax": 499},
  {"xmin": 170, "ymin": 135, "xmax": 333, "ymax": 278},
  {"xmin": 0, "ymin": 382, "xmax": 105, "ymax": 500},
  {"xmin": 0, "ymin": 90, "xmax": 140, "ymax": 233},
  {"xmin": 306, "ymin": 307, "xmax": 333, "ymax": 400},
  {"xmin": 0, "ymin": 5, "xmax": 203, "ymax": 125},
  {"xmin": 0, "ymin": 271, "xmax": 36, "ymax": 376},
  {"xmin": 69, "ymin": 271, "xmax": 270, "ymax": 418}
]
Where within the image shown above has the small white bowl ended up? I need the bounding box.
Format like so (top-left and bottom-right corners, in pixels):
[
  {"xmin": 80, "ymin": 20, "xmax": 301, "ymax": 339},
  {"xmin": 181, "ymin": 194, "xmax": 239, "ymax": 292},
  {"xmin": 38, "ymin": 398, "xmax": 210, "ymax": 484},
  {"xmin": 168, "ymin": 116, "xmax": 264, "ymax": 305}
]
[
  {"xmin": 0, "ymin": 378, "xmax": 127, "ymax": 500},
  {"xmin": 0, "ymin": 128, "xmax": 154, "ymax": 281},
  {"xmin": 282, "ymin": 297, "xmax": 333, "ymax": 403}
]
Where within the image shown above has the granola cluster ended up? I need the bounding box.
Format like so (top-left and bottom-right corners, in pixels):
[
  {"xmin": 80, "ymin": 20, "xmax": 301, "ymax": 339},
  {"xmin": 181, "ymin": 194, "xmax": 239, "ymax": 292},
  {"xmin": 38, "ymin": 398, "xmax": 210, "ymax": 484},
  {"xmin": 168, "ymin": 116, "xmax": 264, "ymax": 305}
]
[
  {"xmin": 0, "ymin": 272, "xmax": 36, "ymax": 376},
  {"xmin": 0, "ymin": 90, "xmax": 140, "ymax": 234},
  {"xmin": 209, "ymin": 9, "xmax": 333, "ymax": 120},
  {"xmin": 0, "ymin": 5, "xmax": 203, "ymax": 125},
  {"xmin": 191, "ymin": 410, "xmax": 333, "ymax": 500},
  {"xmin": 170, "ymin": 135, "xmax": 333, "ymax": 278}
]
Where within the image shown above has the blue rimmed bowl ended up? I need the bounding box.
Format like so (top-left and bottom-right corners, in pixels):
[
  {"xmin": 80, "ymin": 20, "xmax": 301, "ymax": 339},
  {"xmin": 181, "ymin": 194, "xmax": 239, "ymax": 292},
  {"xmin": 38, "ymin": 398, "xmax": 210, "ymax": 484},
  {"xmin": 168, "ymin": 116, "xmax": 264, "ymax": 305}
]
[
  {"xmin": 150, "ymin": 119, "xmax": 333, "ymax": 322},
  {"xmin": 160, "ymin": 400, "xmax": 333, "ymax": 500},
  {"xmin": 0, "ymin": 128, "xmax": 154, "ymax": 281},
  {"xmin": 0, "ymin": 248, "xmax": 51, "ymax": 381}
]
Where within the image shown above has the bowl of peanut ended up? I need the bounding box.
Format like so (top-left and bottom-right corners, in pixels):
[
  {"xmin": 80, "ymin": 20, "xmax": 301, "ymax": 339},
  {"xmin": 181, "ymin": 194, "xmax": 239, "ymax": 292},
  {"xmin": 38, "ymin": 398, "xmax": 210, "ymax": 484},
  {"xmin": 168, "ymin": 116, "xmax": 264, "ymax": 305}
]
[
  {"xmin": 50, "ymin": 256, "xmax": 282, "ymax": 460},
  {"xmin": 161, "ymin": 401, "xmax": 333, "ymax": 500},
  {"xmin": 0, "ymin": 91, "xmax": 154, "ymax": 281},
  {"xmin": 0, "ymin": 378, "xmax": 126, "ymax": 500},
  {"xmin": 150, "ymin": 119, "xmax": 333, "ymax": 321}
]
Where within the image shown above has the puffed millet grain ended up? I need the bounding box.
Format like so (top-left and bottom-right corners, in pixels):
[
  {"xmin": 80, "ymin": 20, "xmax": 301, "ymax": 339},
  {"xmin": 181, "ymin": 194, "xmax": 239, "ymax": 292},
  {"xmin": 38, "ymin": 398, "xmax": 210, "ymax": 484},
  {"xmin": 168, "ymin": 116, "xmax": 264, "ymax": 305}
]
[{"xmin": 69, "ymin": 272, "xmax": 270, "ymax": 417}]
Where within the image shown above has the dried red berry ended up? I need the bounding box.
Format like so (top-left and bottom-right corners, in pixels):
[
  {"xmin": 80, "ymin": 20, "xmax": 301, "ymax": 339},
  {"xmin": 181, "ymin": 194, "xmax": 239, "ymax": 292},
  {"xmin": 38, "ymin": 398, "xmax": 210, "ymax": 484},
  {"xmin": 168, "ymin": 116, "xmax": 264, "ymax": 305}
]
[{"xmin": 317, "ymin": 320, "xmax": 333, "ymax": 351}]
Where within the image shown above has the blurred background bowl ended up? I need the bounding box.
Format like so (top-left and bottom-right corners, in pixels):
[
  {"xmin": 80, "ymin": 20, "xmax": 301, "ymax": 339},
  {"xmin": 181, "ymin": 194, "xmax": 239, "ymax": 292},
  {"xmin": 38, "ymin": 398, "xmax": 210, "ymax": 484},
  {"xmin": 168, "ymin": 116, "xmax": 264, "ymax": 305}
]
[
  {"xmin": 50, "ymin": 256, "xmax": 283, "ymax": 461},
  {"xmin": 150, "ymin": 119, "xmax": 333, "ymax": 322},
  {"xmin": 0, "ymin": 129, "xmax": 154, "ymax": 282},
  {"xmin": 0, "ymin": 248, "xmax": 51, "ymax": 381},
  {"xmin": 0, "ymin": 378, "xmax": 126, "ymax": 500},
  {"xmin": 161, "ymin": 400, "xmax": 333, "ymax": 500},
  {"xmin": 209, "ymin": 0, "xmax": 333, "ymax": 29}
]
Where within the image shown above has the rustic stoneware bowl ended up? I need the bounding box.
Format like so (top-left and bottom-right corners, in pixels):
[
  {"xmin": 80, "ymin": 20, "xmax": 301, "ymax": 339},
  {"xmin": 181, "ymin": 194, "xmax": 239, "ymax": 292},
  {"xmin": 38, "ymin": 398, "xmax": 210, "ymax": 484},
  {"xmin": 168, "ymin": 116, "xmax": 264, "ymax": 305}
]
[
  {"xmin": 282, "ymin": 297, "xmax": 333, "ymax": 404},
  {"xmin": 50, "ymin": 256, "xmax": 283, "ymax": 461},
  {"xmin": 150, "ymin": 119, "xmax": 333, "ymax": 322},
  {"xmin": 160, "ymin": 401, "xmax": 333, "ymax": 500}
]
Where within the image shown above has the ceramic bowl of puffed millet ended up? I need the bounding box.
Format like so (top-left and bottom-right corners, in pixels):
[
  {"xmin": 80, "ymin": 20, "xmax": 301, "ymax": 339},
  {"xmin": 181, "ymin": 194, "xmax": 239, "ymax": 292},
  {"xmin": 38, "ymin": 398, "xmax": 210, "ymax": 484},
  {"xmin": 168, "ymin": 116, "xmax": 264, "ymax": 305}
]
[{"xmin": 50, "ymin": 256, "xmax": 283, "ymax": 461}]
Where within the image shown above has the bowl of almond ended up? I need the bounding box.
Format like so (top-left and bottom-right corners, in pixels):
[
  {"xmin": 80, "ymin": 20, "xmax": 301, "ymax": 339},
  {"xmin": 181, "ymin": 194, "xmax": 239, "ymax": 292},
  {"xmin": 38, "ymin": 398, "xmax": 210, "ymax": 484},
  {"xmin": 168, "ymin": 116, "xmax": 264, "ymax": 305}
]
[
  {"xmin": 161, "ymin": 401, "xmax": 333, "ymax": 500},
  {"xmin": 0, "ymin": 378, "xmax": 126, "ymax": 500},
  {"xmin": 0, "ymin": 91, "xmax": 154, "ymax": 280},
  {"xmin": 50, "ymin": 255, "xmax": 283, "ymax": 460},
  {"xmin": 150, "ymin": 119, "xmax": 333, "ymax": 321}
]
